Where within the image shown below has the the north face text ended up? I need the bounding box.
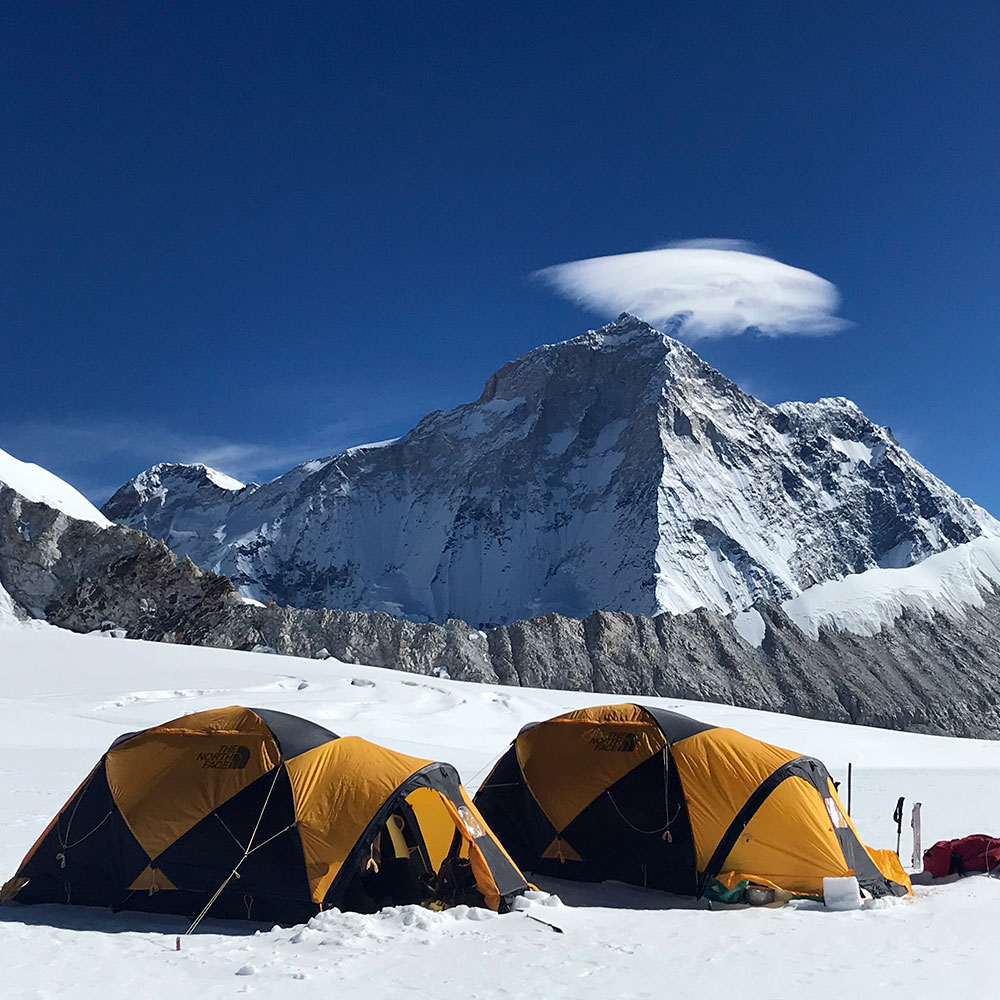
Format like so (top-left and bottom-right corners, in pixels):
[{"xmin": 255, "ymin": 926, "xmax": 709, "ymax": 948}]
[
  {"xmin": 197, "ymin": 745, "xmax": 251, "ymax": 769},
  {"xmin": 588, "ymin": 731, "xmax": 638, "ymax": 752}
]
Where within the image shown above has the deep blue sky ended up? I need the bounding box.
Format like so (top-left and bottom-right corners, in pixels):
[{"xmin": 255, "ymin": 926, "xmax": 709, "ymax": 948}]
[{"xmin": 3, "ymin": 2, "xmax": 998, "ymax": 511}]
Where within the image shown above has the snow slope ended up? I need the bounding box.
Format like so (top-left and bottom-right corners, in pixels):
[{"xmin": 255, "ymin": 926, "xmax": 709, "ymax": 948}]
[
  {"xmin": 3, "ymin": 625, "xmax": 1000, "ymax": 998},
  {"xmin": 783, "ymin": 533, "xmax": 1000, "ymax": 640},
  {"xmin": 0, "ymin": 580, "xmax": 26, "ymax": 629},
  {"xmin": 0, "ymin": 446, "xmax": 110, "ymax": 527}
]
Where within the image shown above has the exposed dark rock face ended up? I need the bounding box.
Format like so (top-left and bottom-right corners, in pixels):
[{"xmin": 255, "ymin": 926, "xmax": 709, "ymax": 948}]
[
  {"xmin": 1, "ymin": 484, "xmax": 237, "ymax": 642},
  {"xmin": 5, "ymin": 482, "xmax": 1000, "ymax": 738}
]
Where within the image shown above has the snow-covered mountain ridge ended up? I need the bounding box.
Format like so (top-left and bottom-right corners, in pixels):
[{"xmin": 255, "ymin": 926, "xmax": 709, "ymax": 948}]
[
  {"xmin": 0, "ymin": 446, "xmax": 110, "ymax": 527},
  {"xmin": 6, "ymin": 452, "xmax": 1000, "ymax": 736},
  {"xmin": 0, "ymin": 446, "xmax": 113, "ymax": 628},
  {"xmin": 104, "ymin": 314, "xmax": 1000, "ymax": 628}
]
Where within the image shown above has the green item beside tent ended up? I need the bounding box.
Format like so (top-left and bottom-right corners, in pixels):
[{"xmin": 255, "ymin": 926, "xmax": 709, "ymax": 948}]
[{"xmin": 703, "ymin": 878, "xmax": 750, "ymax": 903}]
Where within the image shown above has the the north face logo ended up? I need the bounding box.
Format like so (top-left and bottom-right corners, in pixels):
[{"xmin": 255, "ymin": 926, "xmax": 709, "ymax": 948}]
[
  {"xmin": 588, "ymin": 731, "xmax": 638, "ymax": 752},
  {"xmin": 197, "ymin": 744, "xmax": 251, "ymax": 769}
]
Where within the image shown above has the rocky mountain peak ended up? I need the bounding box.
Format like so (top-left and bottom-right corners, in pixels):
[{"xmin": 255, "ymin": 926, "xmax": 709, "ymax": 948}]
[
  {"xmin": 473, "ymin": 312, "xmax": 675, "ymax": 407},
  {"xmin": 574, "ymin": 311, "xmax": 673, "ymax": 348},
  {"xmin": 102, "ymin": 462, "xmax": 252, "ymax": 540},
  {"xmin": 101, "ymin": 318, "xmax": 996, "ymax": 626}
]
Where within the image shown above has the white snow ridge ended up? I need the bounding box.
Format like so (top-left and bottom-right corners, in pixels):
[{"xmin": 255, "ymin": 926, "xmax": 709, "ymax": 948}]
[
  {"xmin": 0, "ymin": 446, "xmax": 110, "ymax": 527},
  {"xmin": 203, "ymin": 467, "xmax": 245, "ymax": 491},
  {"xmin": 784, "ymin": 534, "xmax": 1000, "ymax": 639}
]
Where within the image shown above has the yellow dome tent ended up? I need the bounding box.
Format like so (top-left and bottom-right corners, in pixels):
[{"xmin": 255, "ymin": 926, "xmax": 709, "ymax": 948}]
[
  {"xmin": 2, "ymin": 706, "xmax": 528, "ymax": 923},
  {"xmin": 474, "ymin": 703, "xmax": 910, "ymax": 900}
]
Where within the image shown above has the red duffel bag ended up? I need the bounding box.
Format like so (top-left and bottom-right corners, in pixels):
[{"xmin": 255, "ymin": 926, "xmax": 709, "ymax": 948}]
[{"xmin": 923, "ymin": 835, "xmax": 1000, "ymax": 877}]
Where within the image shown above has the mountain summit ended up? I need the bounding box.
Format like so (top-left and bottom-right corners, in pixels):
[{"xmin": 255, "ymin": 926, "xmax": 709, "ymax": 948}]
[{"xmin": 103, "ymin": 315, "xmax": 996, "ymax": 626}]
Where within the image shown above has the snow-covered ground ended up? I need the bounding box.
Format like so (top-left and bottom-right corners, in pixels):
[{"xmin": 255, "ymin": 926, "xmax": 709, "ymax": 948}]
[{"xmin": 3, "ymin": 622, "xmax": 1000, "ymax": 998}]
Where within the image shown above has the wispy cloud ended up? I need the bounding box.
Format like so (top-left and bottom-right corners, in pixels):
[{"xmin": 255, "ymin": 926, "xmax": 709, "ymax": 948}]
[
  {"xmin": 536, "ymin": 239, "xmax": 848, "ymax": 339},
  {"xmin": 0, "ymin": 416, "xmax": 401, "ymax": 504}
]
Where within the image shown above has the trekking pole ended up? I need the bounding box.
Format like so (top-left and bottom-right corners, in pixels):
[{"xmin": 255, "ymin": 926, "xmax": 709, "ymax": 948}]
[
  {"xmin": 525, "ymin": 913, "xmax": 564, "ymax": 934},
  {"xmin": 893, "ymin": 797, "xmax": 905, "ymax": 856},
  {"xmin": 847, "ymin": 763, "xmax": 852, "ymax": 814}
]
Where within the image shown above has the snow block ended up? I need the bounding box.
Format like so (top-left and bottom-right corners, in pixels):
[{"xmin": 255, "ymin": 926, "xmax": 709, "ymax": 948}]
[{"xmin": 822, "ymin": 876, "xmax": 861, "ymax": 911}]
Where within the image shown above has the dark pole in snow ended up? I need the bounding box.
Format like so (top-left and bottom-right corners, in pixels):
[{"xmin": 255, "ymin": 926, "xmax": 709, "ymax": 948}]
[
  {"xmin": 847, "ymin": 762, "xmax": 852, "ymax": 814},
  {"xmin": 893, "ymin": 796, "xmax": 905, "ymax": 856},
  {"xmin": 526, "ymin": 913, "xmax": 564, "ymax": 934}
]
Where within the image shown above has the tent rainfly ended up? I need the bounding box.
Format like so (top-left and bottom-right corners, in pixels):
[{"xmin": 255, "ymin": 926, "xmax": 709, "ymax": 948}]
[
  {"xmin": 474, "ymin": 703, "xmax": 911, "ymax": 900},
  {"xmin": 1, "ymin": 706, "xmax": 528, "ymax": 923}
]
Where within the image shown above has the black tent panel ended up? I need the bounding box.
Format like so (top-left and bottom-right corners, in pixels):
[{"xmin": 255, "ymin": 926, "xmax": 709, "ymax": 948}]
[
  {"xmin": 639, "ymin": 705, "xmax": 716, "ymax": 744},
  {"xmin": 546, "ymin": 748, "xmax": 698, "ymax": 894},
  {"xmin": 17, "ymin": 760, "xmax": 149, "ymax": 908},
  {"xmin": 469, "ymin": 750, "xmax": 556, "ymax": 871},
  {"xmin": 151, "ymin": 764, "xmax": 311, "ymax": 919},
  {"xmin": 250, "ymin": 707, "xmax": 339, "ymax": 759}
]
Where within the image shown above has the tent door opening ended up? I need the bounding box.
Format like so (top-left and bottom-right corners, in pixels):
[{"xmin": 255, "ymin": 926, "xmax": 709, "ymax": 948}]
[
  {"xmin": 340, "ymin": 799, "xmax": 433, "ymax": 913},
  {"xmin": 335, "ymin": 785, "xmax": 490, "ymax": 913}
]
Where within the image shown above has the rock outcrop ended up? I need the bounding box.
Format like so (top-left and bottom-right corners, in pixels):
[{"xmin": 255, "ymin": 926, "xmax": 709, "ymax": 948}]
[{"xmin": 5, "ymin": 481, "xmax": 1000, "ymax": 738}]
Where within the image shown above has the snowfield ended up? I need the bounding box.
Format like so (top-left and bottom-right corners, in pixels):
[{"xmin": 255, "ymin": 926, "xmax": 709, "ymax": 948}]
[
  {"xmin": 781, "ymin": 533, "xmax": 1000, "ymax": 641},
  {"xmin": 3, "ymin": 622, "xmax": 1000, "ymax": 998}
]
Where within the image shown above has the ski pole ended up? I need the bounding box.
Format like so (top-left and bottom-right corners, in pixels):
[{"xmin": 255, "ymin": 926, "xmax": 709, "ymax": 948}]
[
  {"xmin": 893, "ymin": 796, "xmax": 905, "ymax": 855},
  {"xmin": 525, "ymin": 913, "xmax": 564, "ymax": 934}
]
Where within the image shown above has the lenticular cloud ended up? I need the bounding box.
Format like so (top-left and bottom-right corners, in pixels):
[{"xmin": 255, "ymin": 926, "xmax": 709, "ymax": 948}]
[{"xmin": 536, "ymin": 240, "xmax": 847, "ymax": 339}]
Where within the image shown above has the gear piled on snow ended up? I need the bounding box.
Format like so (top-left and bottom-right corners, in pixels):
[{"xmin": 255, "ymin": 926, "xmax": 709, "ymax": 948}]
[{"xmin": 922, "ymin": 835, "xmax": 1000, "ymax": 878}]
